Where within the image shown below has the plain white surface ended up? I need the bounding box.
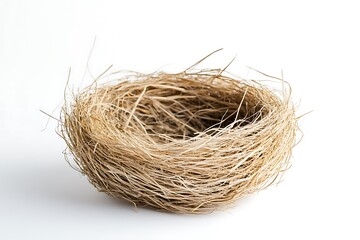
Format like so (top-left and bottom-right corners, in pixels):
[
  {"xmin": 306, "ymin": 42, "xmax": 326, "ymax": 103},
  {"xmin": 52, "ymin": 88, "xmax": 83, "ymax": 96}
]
[{"xmin": 1, "ymin": 0, "xmax": 359, "ymax": 239}]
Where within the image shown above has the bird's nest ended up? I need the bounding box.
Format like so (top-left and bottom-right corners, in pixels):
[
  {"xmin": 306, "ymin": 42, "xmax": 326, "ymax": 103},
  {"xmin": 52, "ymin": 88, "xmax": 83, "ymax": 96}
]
[{"xmin": 60, "ymin": 68, "xmax": 298, "ymax": 213}]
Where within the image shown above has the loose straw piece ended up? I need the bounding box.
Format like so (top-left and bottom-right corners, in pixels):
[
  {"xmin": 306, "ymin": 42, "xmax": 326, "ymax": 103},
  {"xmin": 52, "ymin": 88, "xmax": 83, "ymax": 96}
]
[{"xmin": 60, "ymin": 69, "xmax": 298, "ymax": 214}]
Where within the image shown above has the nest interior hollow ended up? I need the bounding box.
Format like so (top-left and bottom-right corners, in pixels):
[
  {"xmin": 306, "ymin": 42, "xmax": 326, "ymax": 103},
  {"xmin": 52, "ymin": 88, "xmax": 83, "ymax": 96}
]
[{"xmin": 61, "ymin": 71, "xmax": 297, "ymax": 213}]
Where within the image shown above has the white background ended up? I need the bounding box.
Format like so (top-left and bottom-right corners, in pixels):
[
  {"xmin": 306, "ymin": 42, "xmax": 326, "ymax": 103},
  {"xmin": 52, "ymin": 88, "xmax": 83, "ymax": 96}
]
[{"xmin": 1, "ymin": 0, "xmax": 359, "ymax": 239}]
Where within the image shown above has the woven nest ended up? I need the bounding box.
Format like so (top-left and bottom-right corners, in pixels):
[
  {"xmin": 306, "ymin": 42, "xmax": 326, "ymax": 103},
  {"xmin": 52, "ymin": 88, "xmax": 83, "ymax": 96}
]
[{"xmin": 60, "ymin": 68, "xmax": 298, "ymax": 213}]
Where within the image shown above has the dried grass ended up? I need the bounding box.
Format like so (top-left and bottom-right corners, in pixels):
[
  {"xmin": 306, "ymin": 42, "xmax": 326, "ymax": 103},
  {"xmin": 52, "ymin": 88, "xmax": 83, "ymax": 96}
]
[{"xmin": 60, "ymin": 66, "xmax": 298, "ymax": 214}]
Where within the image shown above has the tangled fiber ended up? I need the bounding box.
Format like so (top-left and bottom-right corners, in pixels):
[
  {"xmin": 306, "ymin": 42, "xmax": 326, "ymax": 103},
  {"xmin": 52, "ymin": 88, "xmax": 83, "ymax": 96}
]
[{"xmin": 60, "ymin": 66, "xmax": 298, "ymax": 214}]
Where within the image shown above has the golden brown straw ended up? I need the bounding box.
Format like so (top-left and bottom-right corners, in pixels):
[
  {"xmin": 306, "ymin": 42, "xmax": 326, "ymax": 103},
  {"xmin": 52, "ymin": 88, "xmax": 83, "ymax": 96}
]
[{"xmin": 60, "ymin": 66, "xmax": 298, "ymax": 214}]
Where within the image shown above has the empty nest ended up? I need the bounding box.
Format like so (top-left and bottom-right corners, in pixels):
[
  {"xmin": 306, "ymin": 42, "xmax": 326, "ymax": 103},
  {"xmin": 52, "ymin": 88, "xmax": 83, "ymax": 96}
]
[{"xmin": 60, "ymin": 68, "xmax": 298, "ymax": 213}]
